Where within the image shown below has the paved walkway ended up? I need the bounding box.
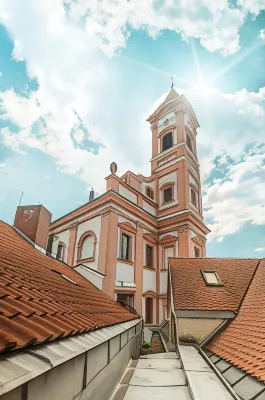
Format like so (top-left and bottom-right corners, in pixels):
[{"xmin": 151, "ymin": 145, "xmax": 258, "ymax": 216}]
[{"xmin": 111, "ymin": 352, "xmax": 191, "ymax": 400}]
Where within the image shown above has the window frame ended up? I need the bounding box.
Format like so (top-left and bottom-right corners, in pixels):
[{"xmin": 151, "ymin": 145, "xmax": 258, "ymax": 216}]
[
  {"xmin": 146, "ymin": 186, "xmax": 154, "ymax": 200},
  {"xmin": 161, "ymin": 131, "xmax": 173, "ymax": 152},
  {"xmin": 190, "ymin": 187, "xmax": 197, "ymax": 207},
  {"xmin": 161, "ymin": 182, "xmax": 175, "ymax": 205},
  {"xmin": 120, "ymin": 232, "xmax": 132, "ymax": 262},
  {"xmin": 56, "ymin": 241, "xmax": 66, "ymax": 262},
  {"xmin": 145, "ymin": 244, "xmax": 153, "ymax": 268},
  {"xmin": 77, "ymin": 231, "xmax": 97, "ymax": 263},
  {"xmin": 201, "ymin": 270, "xmax": 222, "ymax": 287}
]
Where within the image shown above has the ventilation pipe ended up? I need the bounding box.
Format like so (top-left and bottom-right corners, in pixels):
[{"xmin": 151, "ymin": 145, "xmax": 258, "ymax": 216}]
[{"xmin": 89, "ymin": 189, "xmax": 94, "ymax": 201}]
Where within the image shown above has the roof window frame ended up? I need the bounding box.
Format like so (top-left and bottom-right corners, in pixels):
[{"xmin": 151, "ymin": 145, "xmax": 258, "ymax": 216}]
[{"xmin": 201, "ymin": 270, "xmax": 222, "ymax": 287}]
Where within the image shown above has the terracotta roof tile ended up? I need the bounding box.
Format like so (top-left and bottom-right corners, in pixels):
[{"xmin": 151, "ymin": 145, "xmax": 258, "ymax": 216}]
[
  {"xmin": 0, "ymin": 220, "xmax": 138, "ymax": 353},
  {"xmin": 207, "ymin": 259, "xmax": 265, "ymax": 381},
  {"xmin": 169, "ymin": 258, "xmax": 258, "ymax": 311}
]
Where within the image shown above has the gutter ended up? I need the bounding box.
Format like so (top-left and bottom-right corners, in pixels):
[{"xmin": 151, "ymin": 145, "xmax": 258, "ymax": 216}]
[
  {"xmin": 198, "ymin": 319, "xmax": 240, "ymax": 400},
  {"xmin": 198, "ymin": 347, "xmax": 241, "ymax": 400}
]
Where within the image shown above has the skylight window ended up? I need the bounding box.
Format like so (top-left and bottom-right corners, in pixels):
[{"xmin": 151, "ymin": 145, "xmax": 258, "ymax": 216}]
[{"xmin": 201, "ymin": 270, "xmax": 222, "ymax": 286}]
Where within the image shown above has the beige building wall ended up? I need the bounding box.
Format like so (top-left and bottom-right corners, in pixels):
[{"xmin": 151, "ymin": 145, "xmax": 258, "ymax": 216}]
[{"xmin": 177, "ymin": 318, "xmax": 224, "ymax": 344}]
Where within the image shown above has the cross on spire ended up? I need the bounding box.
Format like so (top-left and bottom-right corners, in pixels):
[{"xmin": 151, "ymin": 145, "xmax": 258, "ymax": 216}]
[{"xmin": 171, "ymin": 76, "xmax": 174, "ymax": 89}]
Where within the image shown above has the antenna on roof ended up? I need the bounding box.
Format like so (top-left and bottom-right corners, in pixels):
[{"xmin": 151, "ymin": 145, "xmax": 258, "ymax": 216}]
[
  {"xmin": 18, "ymin": 191, "xmax": 24, "ymax": 206},
  {"xmin": 171, "ymin": 76, "xmax": 174, "ymax": 89}
]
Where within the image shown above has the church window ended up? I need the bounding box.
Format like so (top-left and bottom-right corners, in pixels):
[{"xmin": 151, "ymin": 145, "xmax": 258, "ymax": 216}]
[
  {"xmin": 163, "ymin": 187, "xmax": 173, "ymax": 203},
  {"xmin": 77, "ymin": 231, "xmax": 97, "ymax": 262},
  {"xmin": 191, "ymin": 188, "xmax": 197, "ymax": 207},
  {"xmin": 201, "ymin": 270, "xmax": 222, "ymax": 286},
  {"xmin": 162, "ymin": 132, "xmax": 173, "ymax": 151},
  {"xmin": 146, "ymin": 244, "xmax": 153, "ymax": 267},
  {"xmin": 120, "ymin": 233, "xmax": 132, "ymax": 261},
  {"xmin": 146, "ymin": 187, "xmax": 154, "ymax": 200},
  {"xmin": 186, "ymin": 133, "xmax": 193, "ymax": 152}
]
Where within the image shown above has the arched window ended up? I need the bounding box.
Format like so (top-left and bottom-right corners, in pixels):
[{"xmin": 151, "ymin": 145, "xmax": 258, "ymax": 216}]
[
  {"xmin": 146, "ymin": 186, "xmax": 154, "ymax": 200},
  {"xmin": 161, "ymin": 182, "xmax": 175, "ymax": 204},
  {"xmin": 145, "ymin": 297, "xmax": 153, "ymax": 324},
  {"xmin": 77, "ymin": 231, "xmax": 97, "ymax": 262},
  {"xmin": 186, "ymin": 132, "xmax": 193, "ymax": 152},
  {"xmin": 162, "ymin": 132, "xmax": 173, "ymax": 152}
]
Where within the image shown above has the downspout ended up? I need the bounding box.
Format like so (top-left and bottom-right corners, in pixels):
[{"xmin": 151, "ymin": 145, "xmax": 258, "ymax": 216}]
[{"xmin": 168, "ymin": 261, "xmax": 179, "ymax": 349}]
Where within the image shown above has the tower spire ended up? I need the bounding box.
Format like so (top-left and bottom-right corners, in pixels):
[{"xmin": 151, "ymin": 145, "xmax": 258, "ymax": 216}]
[{"xmin": 171, "ymin": 76, "xmax": 174, "ymax": 89}]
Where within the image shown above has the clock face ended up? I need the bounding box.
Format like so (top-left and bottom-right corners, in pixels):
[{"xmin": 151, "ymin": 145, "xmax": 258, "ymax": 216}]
[{"xmin": 158, "ymin": 111, "xmax": 176, "ymax": 133}]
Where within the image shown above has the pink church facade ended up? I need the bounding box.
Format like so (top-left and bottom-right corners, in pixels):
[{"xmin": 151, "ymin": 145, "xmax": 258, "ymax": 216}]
[{"xmin": 48, "ymin": 87, "xmax": 210, "ymax": 324}]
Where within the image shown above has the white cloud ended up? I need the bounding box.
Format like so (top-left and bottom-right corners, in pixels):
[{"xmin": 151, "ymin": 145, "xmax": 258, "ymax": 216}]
[
  {"xmin": 0, "ymin": 0, "xmax": 265, "ymax": 241},
  {"xmin": 254, "ymin": 247, "xmax": 265, "ymax": 252},
  {"xmin": 260, "ymin": 29, "xmax": 265, "ymax": 41},
  {"xmin": 0, "ymin": 163, "xmax": 6, "ymax": 168},
  {"xmin": 204, "ymin": 148, "xmax": 265, "ymax": 240}
]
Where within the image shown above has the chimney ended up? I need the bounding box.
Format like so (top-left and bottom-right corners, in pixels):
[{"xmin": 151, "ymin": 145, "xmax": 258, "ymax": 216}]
[
  {"xmin": 89, "ymin": 188, "xmax": 94, "ymax": 201},
  {"xmin": 13, "ymin": 205, "xmax": 52, "ymax": 250}
]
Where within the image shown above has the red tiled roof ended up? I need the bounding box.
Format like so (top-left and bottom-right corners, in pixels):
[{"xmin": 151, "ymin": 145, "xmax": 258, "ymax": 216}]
[
  {"xmin": 169, "ymin": 258, "xmax": 258, "ymax": 311},
  {"xmin": 207, "ymin": 259, "xmax": 265, "ymax": 381},
  {"xmin": 0, "ymin": 220, "xmax": 138, "ymax": 353}
]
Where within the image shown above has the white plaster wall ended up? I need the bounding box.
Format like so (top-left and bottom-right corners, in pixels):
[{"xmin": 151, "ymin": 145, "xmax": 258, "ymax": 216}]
[
  {"xmin": 74, "ymin": 215, "xmax": 101, "ymax": 270},
  {"xmin": 143, "ymin": 200, "xmax": 156, "ymax": 216},
  {"xmin": 158, "ymin": 111, "xmax": 176, "ymax": 133},
  {"xmin": 119, "ymin": 184, "xmax": 137, "ymax": 204},
  {"xmin": 143, "ymin": 269, "xmax": 156, "ymax": 293},
  {"xmin": 51, "ymin": 229, "xmax": 70, "ymax": 262},
  {"xmin": 116, "ymin": 262, "xmax": 135, "ymax": 284},
  {"xmin": 158, "ymin": 171, "xmax": 178, "ymax": 208},
  {"xmin": 160, "ymin": 271, "xmax": 168, "ymax": 294},
  {"xmin": 159, "ymin": 299, "xmax": 164, "ymax": 324},
  {"xmin": 74, "ymin": 265, "xmax": 103, "ymax": 290}
]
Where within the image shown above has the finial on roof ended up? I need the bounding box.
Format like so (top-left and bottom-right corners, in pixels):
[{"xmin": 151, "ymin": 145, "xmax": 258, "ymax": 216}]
[{"xmin": 171, "ymin": 76, "xmax": 174, "ymax": 89}]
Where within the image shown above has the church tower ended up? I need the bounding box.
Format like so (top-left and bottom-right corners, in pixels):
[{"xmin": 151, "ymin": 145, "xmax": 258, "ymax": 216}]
[{"xmin": 147, "ymin": 86, "xmax": 209, "ymax": 258}]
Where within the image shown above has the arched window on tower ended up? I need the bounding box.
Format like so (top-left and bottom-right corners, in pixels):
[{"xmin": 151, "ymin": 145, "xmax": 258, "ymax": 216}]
[
  {"xmin": 77, "ymin": 231, "xmax": 97, "ymax": 262},
  {"xmin": 186, "ymin": 132, "xmax": 193, "ymax": 152},
  {"xmin": 162, "ymin": 132, "xmax": 173, "ymax": 152},
  {"xmin": 145, "ymin": 297, "xmax": 153, "ymax": 324}
]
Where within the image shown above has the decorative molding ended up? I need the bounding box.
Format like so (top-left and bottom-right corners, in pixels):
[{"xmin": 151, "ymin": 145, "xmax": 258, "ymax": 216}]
[
  {"xmin": 176, "ymin": 225, "xmax": 189, "ymax": 233},
  {"xmin": 142, "ymin": 290, "xmax": 157, "ymax": 299},
  {"xmin": 159, "ymin": 234, "xmax": 178, "ymax": 245},
  {"xmin": 118, "ymin": 222, "xmax": 137, "ymax": 234},
  {"xmin": 191, "ymin": 235, "xmax": 206, "ymax": 245},
  {"xmin": 143, "ymin": 233, "xmax": 158, "ymax": 244}
]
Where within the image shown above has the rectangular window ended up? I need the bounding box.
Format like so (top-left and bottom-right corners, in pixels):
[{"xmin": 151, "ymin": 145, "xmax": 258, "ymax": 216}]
[
  {"xmin": 56, "ymin": 244, "xmax": 64, "ymax": 261},
  {"xmin": 191, "ymin": 188, "xmax": 197, "ymax": 207},
  {"xmin": 164, "ymin": 187, "xmax": 173, "ymax": 203},
  {"xmin": 194, "ymin": 247, "xmax": 200, "ymax": 257},
  {"xmin": 146, "ymin": 244, "xmax": 153, "ymax": 267},
  {"xmin": 162, "ymin": 132, "xmax": 173, "ymax": 151},
  {"xmin": 120, "ymin": 233, "xmax": 131, "ymax": 261}
]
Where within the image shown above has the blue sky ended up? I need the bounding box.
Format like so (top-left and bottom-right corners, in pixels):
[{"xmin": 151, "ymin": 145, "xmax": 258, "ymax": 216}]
[{"xmin": 0, "ymin": 1, "xmax": 265, "ymax": 257}]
